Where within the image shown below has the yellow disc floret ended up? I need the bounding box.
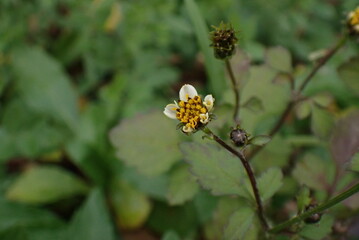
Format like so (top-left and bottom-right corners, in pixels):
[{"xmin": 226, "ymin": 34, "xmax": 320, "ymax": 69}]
[{"xmin": 176, "ymin": 96, "xmax": 208, "ymax": 129}]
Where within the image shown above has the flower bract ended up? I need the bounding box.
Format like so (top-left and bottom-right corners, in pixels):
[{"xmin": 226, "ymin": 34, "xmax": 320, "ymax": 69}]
[{"xmin": 164, "ymin": 84, "xmax": 215, "ymax": 134}]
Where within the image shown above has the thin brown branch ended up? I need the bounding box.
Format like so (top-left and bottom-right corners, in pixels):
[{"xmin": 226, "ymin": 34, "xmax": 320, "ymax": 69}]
[
  {"xmin": 247, "ymin": 35, "xmax": 348, "ymax": 160},
  {"xmin": 204, "ymin": 128, "xmax": 269, "ymax": 231}
]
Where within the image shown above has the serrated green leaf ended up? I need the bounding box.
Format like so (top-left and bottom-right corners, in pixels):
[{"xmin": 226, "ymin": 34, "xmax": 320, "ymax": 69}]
[
  {"xmin": 12, "ymin": 47, "xmax": 79, "ymax": 131},
  {"xmin": 293, "ymin": 154, "xmax": 334, "ymax": 191},
  {"xmin": 110, "ymin": 180, "xmax": 152, "ymax": 230},
  {"xmin": 6, "ymin": 166, "xmax": 89, "ymax": 205},
  {"xmin": 296, "ymin": 186, "xmax": 311, "ymax": 214},
  {"xmin": 167, "ymin": 166, "xmax": 199, "ymax": 206},
  {"xmin": 204, "ymin": 197, "xmax": 243, "ymax": 240},
  {"xmin": 265, "ymin": 47, "xmax": 292, "ymax": 73},
  {"xmin": 295, "ymin": 100, "xmax": 312, "ymax": 120},
  {"xmin": 109, "ymin": 110, "xmax": 181, "ymax": 176},
  {"xmin": 310, "ymin": 106, "xmax": 334, "ymax": 139},
  {"xmin": 184, "ymin": 0, "xmax": 224, "ymax": 97},
  {"xmin": 224, "ymin": 205, "xmax": 257, "ymax": 240},
  {"xmin": 299, "ymin": 215, "xmax": 334, "ymax": 240},
  {"xmin": 240, "ymin": 65, "xmax": 291, "ymax": 133},
  {"xmin": 67, "ymin": 189, "xmax": 115, "ymax": 240},
  {"xmin": 180, "ymin": 142, "xmax": 251, "ymax": 199},
  {"xmin": 249, "ymin": 135, "xmax": 271, "ymax": 147},
  {"xmin": 338, "ymin": 56, "xmax": 359, "ymax": 95},
  {"xmin": 258, "ymin": 167, "xmax": 283, "ymax": 201},
  {"xmin": 0, "ymin": 197, "xmax": 63, "ymax": 232}
]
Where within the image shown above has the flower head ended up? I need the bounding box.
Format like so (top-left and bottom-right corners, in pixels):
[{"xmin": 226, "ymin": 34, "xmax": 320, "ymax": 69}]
[
  {"xmin": 164, "ymin": 84, "xmax": 215, "ymax": 134},
  {"xmin": 347, "ymin": 6, "xmax": 359, "ymax": 35},
  {"xmin": 210, "ymin": 22, "xmax": 238, "ymax": 60}
]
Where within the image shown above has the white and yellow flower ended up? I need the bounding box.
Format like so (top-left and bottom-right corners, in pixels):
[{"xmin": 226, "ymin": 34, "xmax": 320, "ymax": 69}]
[
  {"xmin": 163, "ymin": 84, "xmax": 215, "ymax": 133},
  {"xmin": 347, "ymin": 6, "xmax": 359, "ymax": 34}
]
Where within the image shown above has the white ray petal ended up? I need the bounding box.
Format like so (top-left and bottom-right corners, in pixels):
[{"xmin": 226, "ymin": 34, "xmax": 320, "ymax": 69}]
[
  {"xmin": 182, "ymin": 125, "xmax": 194, "ymax": 133},
  {"xmin": 179, "ymin": 84, "xmax": 198, "ymax": 101},
  {"xmin": 164, "ymin": 103, "xmax": 178, "ymax": 119},
  {"xmin": 199, "ymin": 113, "xmax": 209, "ymax": 124},
  {"xmin": 203, "ymin": 94, "xmax": 215, "ymax": 111}
]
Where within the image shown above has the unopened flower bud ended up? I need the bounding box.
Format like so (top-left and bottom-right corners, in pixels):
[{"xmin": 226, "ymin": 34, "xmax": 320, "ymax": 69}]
[
  {"xmin": 230, "ymin": 128, "xmax": 249, "ymax": 147},
  {"xmin": 304, "ymin": 204, "xmax": 322, "ymax": 224},
  {"xmin": 210, "ymin": 22, "xmax": 238, "ymax": 59}
]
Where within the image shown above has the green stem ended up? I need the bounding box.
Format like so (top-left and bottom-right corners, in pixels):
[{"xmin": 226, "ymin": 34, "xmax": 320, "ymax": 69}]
[
  {"xmin": 269, "ymin": 182, "xmax": 359, "ymax": 234},
  {"xmin": 247, "ymin": 34, "xmax": 348, "ymax": 160},
  {"xmin": 203, "ymin": 127, "xmax": 269, "ymax": 231},
  {"xmin": 225, "ymin": 59, "xmax": 240, "ymax": 124}
]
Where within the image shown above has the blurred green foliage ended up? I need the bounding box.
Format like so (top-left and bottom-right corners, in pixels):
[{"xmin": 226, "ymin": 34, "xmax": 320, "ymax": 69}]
[{"xmin": 0, "ymin": 0, "xmax": 359, "ymax": 239}]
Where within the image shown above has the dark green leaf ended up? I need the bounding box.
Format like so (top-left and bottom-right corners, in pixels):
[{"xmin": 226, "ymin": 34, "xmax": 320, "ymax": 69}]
[
  {"xmin": 180, "ymin": 142, "xmax": 250, "ymax": 199},
  {"xmin": 67, "ymin": 189, "xmax": 116, "ymax": 240},
  {"xmin": 12, "ymin": 47, "xmax": 79, "ymax": 131},
  {"xmin": 0, "ymin": 226, "xmax": 28, "ymax": 240},
  {"xmin": 258, "ymin": 167, "xmax": 283, "ymax": 201},
  {"xmin": 204, "ymin": 197, "xmax": 243, "ymax": 240},
  {"xmin": 162, "ymin": 231, "xmax": 181, "ymax": 240},
  {"xmin": 194, "ymin": 190, "xmax": 218, "ymax": 224},
  {"xmin": 148, "ymin": 201, "xmax": 198, "ymax": 237},
  {"xmin": 0, "ymin": 197, "xmax": 63, "ymax": 232},
  {"xmin": 224, "ymin": 205, "xmax": 258, "ymax": 240}
]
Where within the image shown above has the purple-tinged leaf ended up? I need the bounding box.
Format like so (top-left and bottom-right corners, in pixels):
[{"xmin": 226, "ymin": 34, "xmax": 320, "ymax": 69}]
[{"xmin": 330, "ymin": 112, "xmax": 359, "ymax": 167}]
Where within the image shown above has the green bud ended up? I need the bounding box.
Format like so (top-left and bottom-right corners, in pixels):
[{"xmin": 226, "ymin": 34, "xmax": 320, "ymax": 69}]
[{"xmin": 210, "ymin": 22, "xmax": 238, "ymax": 60}]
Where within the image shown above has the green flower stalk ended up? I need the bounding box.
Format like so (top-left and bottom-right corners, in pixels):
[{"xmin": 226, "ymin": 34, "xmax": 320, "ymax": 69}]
[{"xmin": 210, "ymin": 22, "xmax": 241, "ymax": 123}]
